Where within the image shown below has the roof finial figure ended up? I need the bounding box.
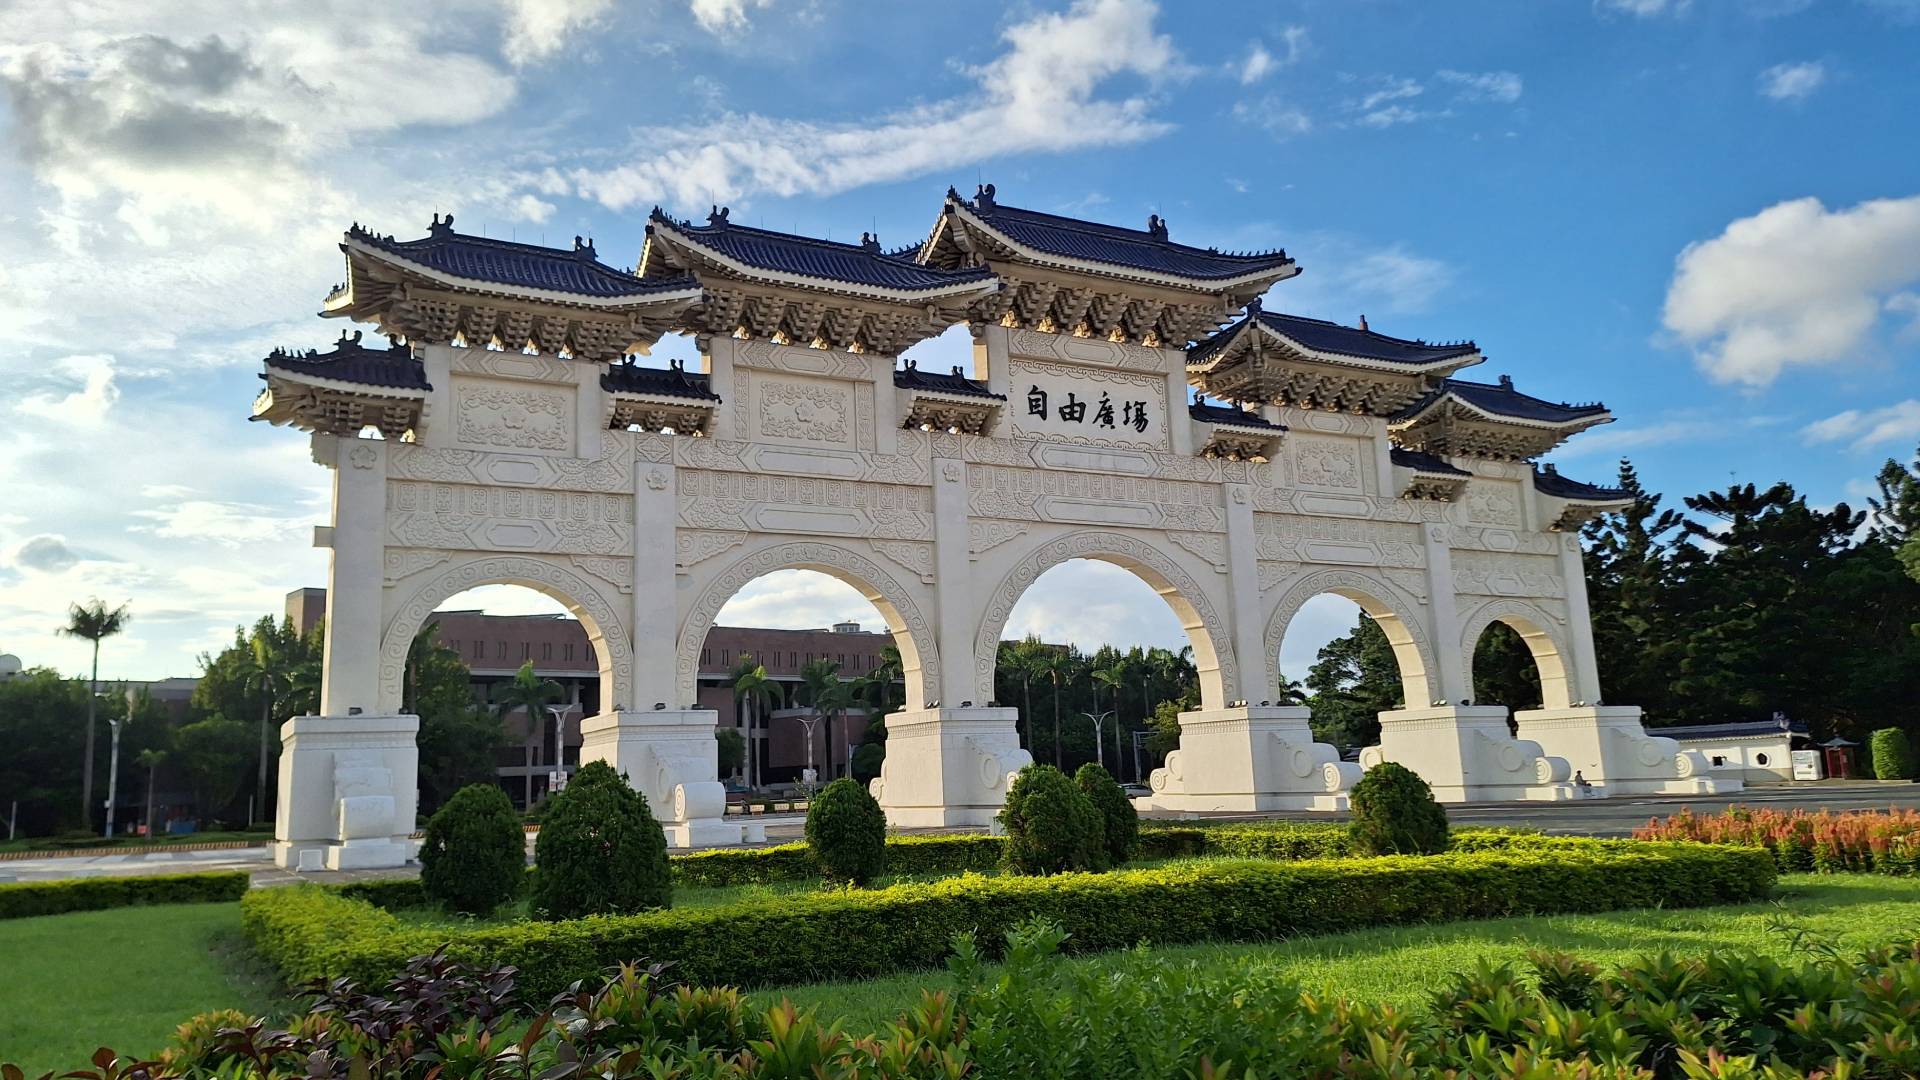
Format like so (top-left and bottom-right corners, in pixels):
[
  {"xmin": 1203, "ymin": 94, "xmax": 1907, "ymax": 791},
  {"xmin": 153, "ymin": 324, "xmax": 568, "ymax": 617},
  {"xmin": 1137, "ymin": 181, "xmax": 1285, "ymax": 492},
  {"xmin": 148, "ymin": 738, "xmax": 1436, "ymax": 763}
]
[
  {"xmin": 1146, "ymin": 214, "xmax": 1168, "ymax": 241},
  {"xmin": 338, "ymin": 329, "xmax": 363, "ymax": 346},
  {"xmin": 860, "ymin": 231, "xmax": 880, "ymax": 252},
  {"xmin": 975, "ymin": 183, "xmax": 996, "ymax": 209},
  {"xmin": 1358, "ymin": 314, "xmax": 1369, "ymax": 331},
  {"xmin": 1499, "ymin": 373, "xmax": 1514, "ymax": 388},
  {"xmin": 1245, "ymin": 295, "xmax": 1262, "ymax": 315},
  {"xmin": 708, "ymin": 205, "xmax": 730, "ymax": 226},
  {"xmin": 429, "ymin": 213, "xmax": 455, "ymax": 236}
]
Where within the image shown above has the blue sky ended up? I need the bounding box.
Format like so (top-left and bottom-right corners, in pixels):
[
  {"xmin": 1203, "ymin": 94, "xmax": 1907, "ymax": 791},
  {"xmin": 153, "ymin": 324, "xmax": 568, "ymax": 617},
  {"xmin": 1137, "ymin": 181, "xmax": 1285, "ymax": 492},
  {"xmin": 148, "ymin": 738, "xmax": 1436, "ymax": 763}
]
[{"xmin": 3, "ymin": 0, "xmax": 1918, "ymax": 683}]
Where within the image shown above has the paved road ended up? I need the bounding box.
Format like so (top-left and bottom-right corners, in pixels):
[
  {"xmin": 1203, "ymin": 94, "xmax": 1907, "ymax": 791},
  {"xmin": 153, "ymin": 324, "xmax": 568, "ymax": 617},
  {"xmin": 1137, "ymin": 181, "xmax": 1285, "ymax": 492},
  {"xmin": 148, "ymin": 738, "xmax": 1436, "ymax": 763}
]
[{"xmin": 4, "ymin": 783, "xmax": 1912, "ymax": 885}]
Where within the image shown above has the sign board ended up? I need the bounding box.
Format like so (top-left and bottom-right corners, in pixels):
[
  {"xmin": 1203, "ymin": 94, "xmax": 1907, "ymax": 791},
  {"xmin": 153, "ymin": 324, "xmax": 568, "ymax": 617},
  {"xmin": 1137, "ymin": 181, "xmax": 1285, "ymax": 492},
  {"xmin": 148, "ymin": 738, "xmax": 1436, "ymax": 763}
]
[
  {"xmin": 1790, "ymin": 750, "xmax": 1822, "ymax": 781},
  {"xmin": 1007, "ymin": 358, "xmax": 1169, "ymax": 451}
]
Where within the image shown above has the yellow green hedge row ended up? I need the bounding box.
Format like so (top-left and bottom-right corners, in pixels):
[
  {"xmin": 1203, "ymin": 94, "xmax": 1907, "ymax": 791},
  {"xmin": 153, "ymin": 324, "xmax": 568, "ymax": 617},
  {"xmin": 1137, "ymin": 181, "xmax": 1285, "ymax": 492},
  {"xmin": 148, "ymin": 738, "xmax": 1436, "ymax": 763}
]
[
  {"xmin": 0, "ymin": 870, "xmax": 249, "ymax": 919},
  {"xmin": 244, "ymin": 841, "xmax": 1774, "ymax": 1001}
]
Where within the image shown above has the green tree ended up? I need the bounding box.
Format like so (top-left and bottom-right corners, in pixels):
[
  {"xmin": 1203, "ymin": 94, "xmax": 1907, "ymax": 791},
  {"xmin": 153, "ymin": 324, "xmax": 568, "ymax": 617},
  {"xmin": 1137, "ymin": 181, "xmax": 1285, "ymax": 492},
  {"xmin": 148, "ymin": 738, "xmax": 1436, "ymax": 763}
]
[
  {"xmin": 799, "ymin": 658, "xmax": 851, "ymax": 781},
  {"xmin": 1074, "ymin": 762, "xmax": 1138, "ymax": 866},
  {"xmin": 417, "ymin": 705, "xmax": 510, "ymax": 815},
  {"xmin": 59, "ymin": 599, "xmax": 130, "ymax": 830},
  {"xmin": 1090, "ymin": 663, "xmax": 1124, "ymax": 769},
  {"xmin": 1348, "ymin": 761, "xmax": 1449, "ymax": 855},
  {"xmin": 999, "ymin": 764, "xmax": 1104, "ymax": 875},
  {"xmin": 716, "ymin": 725, "xmax": 746, "ymax": 777},
  {"xmin": 239, "ymin": 630, "xmax": 292, "ymax": 824},
  {"xmin": 804, "ymin": 777, "xmax": 887, "ymax": 884},
  {"xmin": 135, "ymin": 748, "xmax": 167, "ymax": 836},
  {"xmin": 529, "ymin": 760, "xmax": 670, "ymax": 918},
  {"xmin": 1304, "ymin": 613, "xmax": 1405, "ymax": 749},
  {"xmin": 1581, "ymin": 460, "xmax": 1688, "ymax": 715},
  {"xmin": 729, "ymin": 655, "xmax": 781, "ymax": 787},
  {"xmin": 419, "ymin": 783, "xmax": 525, "ymax": 914},
  {"xmin": 171, "ymin": 716, "xmax": 252, "ymax": 823},
  {"xmin": 493, "ymin": 661, "xmax": 564, "ymax": 783},
  {"xmin": 1471, "ymin": 621, "xmax": 1542, "ymax": 710}
]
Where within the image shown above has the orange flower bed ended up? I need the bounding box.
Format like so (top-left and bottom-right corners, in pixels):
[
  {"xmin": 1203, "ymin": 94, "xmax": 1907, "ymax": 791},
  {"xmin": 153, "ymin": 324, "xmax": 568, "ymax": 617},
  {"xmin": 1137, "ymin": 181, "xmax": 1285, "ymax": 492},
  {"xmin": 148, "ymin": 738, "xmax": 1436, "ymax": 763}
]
[{"xmin": 1635, "ymin": 806, "xmax": 1920, "ymax": 875}]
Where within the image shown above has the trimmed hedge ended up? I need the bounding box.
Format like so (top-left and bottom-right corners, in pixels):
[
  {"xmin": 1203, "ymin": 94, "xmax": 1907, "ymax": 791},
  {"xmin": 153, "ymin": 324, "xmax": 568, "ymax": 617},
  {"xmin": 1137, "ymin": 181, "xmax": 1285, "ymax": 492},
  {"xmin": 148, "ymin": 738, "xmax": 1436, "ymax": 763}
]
[
  {"xmin": 243, "ymin": 841, "xmax": 1775, "ymax": 1001},
  {"xmin": 0, "ymin": 870, "xmax": 249, "ymax": 919},
  {"xmin": 1871, "ymin": 727, "xmax": 1916, "ymax": 781}
]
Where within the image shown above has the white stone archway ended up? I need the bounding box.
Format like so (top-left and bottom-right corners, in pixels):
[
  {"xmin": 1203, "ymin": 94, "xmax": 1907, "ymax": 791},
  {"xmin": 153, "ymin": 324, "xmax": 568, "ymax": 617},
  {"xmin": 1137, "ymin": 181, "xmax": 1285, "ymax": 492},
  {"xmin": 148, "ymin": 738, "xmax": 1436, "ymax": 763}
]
[
  {"xmin": 675, "ymin": 540, "xmax": 942, "ymax": 711},
  {"xmin": 971, "ymin": 529, "xmax": 1238, "ymax": 711},
  {"xmin": 378, "ymin": 555, "xmax": 631, "ymax": 715},
  {"xmin": 1459, "ymin": 597, "xmax": 1574, "ymax": 710},
  {"xmin": 1262, "ymin": 567, "xmax": 1437, "ymax": 708}
]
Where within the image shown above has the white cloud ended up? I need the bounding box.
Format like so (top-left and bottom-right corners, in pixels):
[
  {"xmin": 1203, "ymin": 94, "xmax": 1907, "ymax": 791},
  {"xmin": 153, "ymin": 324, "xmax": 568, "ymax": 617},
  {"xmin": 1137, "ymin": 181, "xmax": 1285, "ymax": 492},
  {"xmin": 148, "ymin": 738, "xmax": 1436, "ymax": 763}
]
[
  {"xmin": 130, "ymin": 500, "xmax": 313, "ymax": 546},
  {"xmin": 1239, "ymin": 43, "xmax": 1277, "ymax": 85},
  {"xmin": 1662, "ymin": 194, "xmax": 1920, "ymax": 386},
  {"xmin": 689, "ymin": 0, "xmax": 782, "ymax": 35},
  {"xmin": 1358, "ymin": 77, "xmax": 1423, "ymax": 113},
  {"xmin": 716, "ymin": 570, "xmax": 886, "ymax": 631},
  {"xmin": 1437, "ymin": 69, "xmax": 1523, "ymax": 103},
  {"xmin": 1595, "ymin": 0, "xmax": 1690, "ymax": 16},
  {"xmin": 1232, "ymin": 97, "xmax": 1312, "ymax": 139},
  {"xmin": 568, "ymin": 0, "xmax": 1182, "ymax": 210},
  {"xmin": 1003, "ymin": 560, "xmax": 1188, "ymax": 654},
  {"xmin": 1759, "ymin": 60, "xmax": 1826, "ymax": 101},
  {"xmin": 501, "ymin": 0, "xmax": 615, "ymax": 63},
  {"xmin": 15, "ymin": 354, "xmax": 118, "ymax": 426},
  {"xmin": 1803, "ymin": 400, "xmax": 1920, "ymax": 449}
]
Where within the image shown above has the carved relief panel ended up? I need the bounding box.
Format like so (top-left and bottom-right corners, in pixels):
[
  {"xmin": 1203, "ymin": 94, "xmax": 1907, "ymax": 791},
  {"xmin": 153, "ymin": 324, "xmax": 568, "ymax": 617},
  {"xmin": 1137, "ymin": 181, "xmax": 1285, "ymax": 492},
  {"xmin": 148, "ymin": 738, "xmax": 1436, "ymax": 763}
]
[
  {"xmin": 967, "ymin": 463, "xmax": 1222, "ymax": 532},
  {"xmin": 1452, "ymin": 550, "xmax": 1564, "ymax": 598},
  {"xmin": 745, "ymin": 372, "xmax": 856, "ymax": 450},
  {"xmin": 385, "ymin": 480, "xmax": 630, "ymax": 555},
  {"xmin": 1292, "ymin": 435, "xmax": 1364, "ymax": 493},
  {"xmin": 1464, "ymin": 479, "xmax": 1524, "ymax": 527},
  {"xmin": 451, "ymin": 376, "xmax": 573, "ymax": 455},
  {"xmin": 676, "ymin": 469, "xmax": 934, "ymax": 540},
  {"xmin": 1254, "ymin": 513, "xmax": 1425, "ymax": 569},
  {"xmin": 1006, "ymin": 357, "xmax": 1170, "ymax": 451}
]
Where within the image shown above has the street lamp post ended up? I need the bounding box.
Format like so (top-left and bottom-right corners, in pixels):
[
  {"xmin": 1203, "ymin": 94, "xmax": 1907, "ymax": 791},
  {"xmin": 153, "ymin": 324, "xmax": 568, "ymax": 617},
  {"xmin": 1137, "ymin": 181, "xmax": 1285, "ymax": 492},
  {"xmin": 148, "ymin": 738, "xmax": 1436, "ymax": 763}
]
[
  {"xmin": 795, "ymin": 714, "xmax": 822, "ymax": 790},
  {"xmin": 1082, "ymin": 709, "xmax": 1115, "ymax": 770},
  {"xmin": 544, "ymin": 704, "xmax": 572, "ymax": 794},
  {"xmin": 104, "ymin": 689, "xmax": 130, "ymax": 838}
]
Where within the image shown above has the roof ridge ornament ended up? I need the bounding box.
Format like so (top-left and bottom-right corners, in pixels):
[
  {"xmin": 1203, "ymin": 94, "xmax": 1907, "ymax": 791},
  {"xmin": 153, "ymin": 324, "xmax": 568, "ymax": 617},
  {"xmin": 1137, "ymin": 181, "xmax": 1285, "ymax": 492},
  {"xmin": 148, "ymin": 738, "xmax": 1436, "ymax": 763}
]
[
  {"xmin": 573, "ymin": 235, "xmax": 597, "ymax": 259},
  {"xmin": 1147, "ymin": 214, "xmax": 1168, "ymax": 241},
  {"xmin": 860, "ymin": 231, "xmax": 881, "ymax": 252},
  {"xmin": 1498, "ymin": 373, "xmax": 1514, "ymax": 388},
  {"xmin": 708, "ymin": 205, "xmax": 730, "ymax": 227},
  {"xmin": 429, "ymin": 213, "xmax": 455, "ymax": 237},
  {"xmin": 974, "ymin": 183, "xmax": 996, "ymax": 210}
]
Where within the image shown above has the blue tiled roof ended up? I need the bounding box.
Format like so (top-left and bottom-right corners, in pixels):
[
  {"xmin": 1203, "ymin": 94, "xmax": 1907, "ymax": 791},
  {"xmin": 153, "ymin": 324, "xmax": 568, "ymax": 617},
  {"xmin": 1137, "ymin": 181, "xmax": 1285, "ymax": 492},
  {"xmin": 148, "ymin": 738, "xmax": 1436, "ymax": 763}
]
[
  {"xmin": 649, "ymin": 208, "xmax": 996, "ymax": 293},
  {"xmin": 1533, "ymin": 466, "xmax": 1629, "ymax": 501},
  {"xmin": 1189, "ymin": 401, "xmax": 1285, "ymax": 430},
  {"xmin": 893, "ymin": 360, "xmax": 1003, "ymax": 400},
  {"xmin": 1391, "ymin": 447, "xmax": 1470, "ymax": 476},
  {"xmin": 1650, "ymin": 717, "xmax": 1809, "ymax": 741},
  {"xmin": 347, "ymin": 215, "xmax": 696, "ymax": 299},
  {"xmin": 261, "ymin": 331, "xmax": 428, "ymax": 390},
  {"xmin": 1397, "ymin": 376, "xmax": 1610, "ymax": 424},
  {"xmin": 946, "ymin": 185, "xmax": 1295, "ymax": 282},
  {"xmin": 1190, "ymin": 299, "xmax": 1480, "ymax": 368},
  {"xmin": 601, "ymin": 360, "xmax": 718, "ymax": 401}
]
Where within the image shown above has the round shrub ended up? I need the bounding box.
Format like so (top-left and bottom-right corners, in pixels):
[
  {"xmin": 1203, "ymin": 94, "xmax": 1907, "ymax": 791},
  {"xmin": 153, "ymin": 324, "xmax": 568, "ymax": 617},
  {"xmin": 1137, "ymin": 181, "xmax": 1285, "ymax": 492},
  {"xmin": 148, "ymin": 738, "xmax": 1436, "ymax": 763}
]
[
  {"xmin": 1074, "ymin": 762, "xmax": 1139, "ymax": 866},
  {"xmin": 1871, "ymin": 728, "xmax": 1916, "ymax": 781},
  {"xmin": 1348, "ymin": 761, "xmax": 1449, "ymax": 856},
  {"xmin": 419, "ymin": 784, "xmax": 525, "ymax": 914},
  {"xmin": 804, "ymin": 777, "xmax": 887, "ymax": 884},
  {"xmin": 1000, "ymin": 764, "xmax": 1105, "ymax": 875},
  {"xmin": 529, "ymin": 760, "xmax": 671, "ymax": 919}
]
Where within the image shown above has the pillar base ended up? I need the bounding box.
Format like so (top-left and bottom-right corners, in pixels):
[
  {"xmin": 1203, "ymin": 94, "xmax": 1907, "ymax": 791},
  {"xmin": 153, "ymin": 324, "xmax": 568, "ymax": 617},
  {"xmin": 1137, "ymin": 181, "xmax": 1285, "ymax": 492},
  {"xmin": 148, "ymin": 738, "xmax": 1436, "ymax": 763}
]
[
  {"xmin": 580, "ymin": 709, "xmax": 741, "ymax": 848},
  {"xmin": 871, "ymin": 707, "xmax": 1029, "ymax": 829},
  {"xmin": 1140, "ymin": 706, "xmax": 1356, "ymax": 813},
  {"xmin": 1515, "ymin": 706, "xmax": 1740, "ymax": 797},
  {"xmin": 273, "ymin": 713, "xmax": 419, "ymax": 873},
  {"xmin": 1365, "ymin": 706, "xmax": 1574, "ymax": 804}
]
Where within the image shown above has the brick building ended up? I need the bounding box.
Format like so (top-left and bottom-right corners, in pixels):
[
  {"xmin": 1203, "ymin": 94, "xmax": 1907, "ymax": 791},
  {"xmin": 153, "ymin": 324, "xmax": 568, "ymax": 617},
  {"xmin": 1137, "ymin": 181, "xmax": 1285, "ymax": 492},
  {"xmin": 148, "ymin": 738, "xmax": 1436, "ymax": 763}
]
[{"xmin": 286, "ymin": 588, "xmax": 893, "ymax": 806}]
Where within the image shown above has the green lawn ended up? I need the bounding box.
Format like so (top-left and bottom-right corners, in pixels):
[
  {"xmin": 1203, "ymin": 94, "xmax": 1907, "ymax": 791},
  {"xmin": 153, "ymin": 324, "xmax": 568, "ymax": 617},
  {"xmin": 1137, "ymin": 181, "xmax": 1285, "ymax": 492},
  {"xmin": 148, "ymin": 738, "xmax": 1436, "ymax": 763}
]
[
  {"xmin": 5, "ymin": 874, "xmax": 1918, "ymax": 1074},
  {"xmin": 0, "ymin": 902, "xmax": 280, "ymax": 1074},
  {"xmin": 749, "ymin": 874, "xmax": 1920, "ymax": 1031}
]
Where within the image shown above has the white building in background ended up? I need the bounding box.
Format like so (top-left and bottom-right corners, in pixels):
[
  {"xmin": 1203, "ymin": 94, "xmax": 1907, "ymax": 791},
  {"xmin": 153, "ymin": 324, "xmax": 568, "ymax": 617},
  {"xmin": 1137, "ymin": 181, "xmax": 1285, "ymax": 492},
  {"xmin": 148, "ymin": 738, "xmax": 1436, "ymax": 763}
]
[
  {"xmin": 1656, "ymin": 717, "xmax": 1809, "ymax": 784},
  {"xmin": 252, "ymin": 185, "xmax": 1732, "ymax": 871}
]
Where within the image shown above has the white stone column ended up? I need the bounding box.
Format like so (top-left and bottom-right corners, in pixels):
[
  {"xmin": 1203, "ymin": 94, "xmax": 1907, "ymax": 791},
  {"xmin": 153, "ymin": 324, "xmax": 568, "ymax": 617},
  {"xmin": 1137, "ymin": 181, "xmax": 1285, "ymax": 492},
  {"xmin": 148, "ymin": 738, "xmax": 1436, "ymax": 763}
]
[
  {"xmin": 1558, "ymin": 534, "xmax": 1604, "ymax": 704},
  {"xmin": 580, "ymin": 709, "xmax": 739, "ymax": 847},
  {"xmin": 1142, "ymin": 706, "xmax": 1357, "ymax": 813},
  {"xmin": 416, "ymin": 344, "xmax": 453, "ymax": 447},
  {"xmin": 317, "ymin": 434, "xmax": 387, "ymax": 718},
  {"xmin": 702, "ymin": 336, "xmax": 738, "ymax": 441},
  {"xmin": 632, "ymin": 448, "xmax": 677, "ymax": 710},
  {"xmin": 573, "ymin": 358, "xmax": 602, "ymax": 462},
  {"xmin": 930, "ymin": 452, "xmax": 975, "ymax": 709},
  {"xmin": 872, "ymin": 707, "xmax": 1029, "ymax": 827},
  {"xmin": 273, "ymin": 714, "xmax": 420, "ymax": 871},
  {"xmin": 1164, "ymin": 350, "xmax": 1194, "ymax": 457},
  {"xmin": 1221, "ymin": 482, "xmax": 1268, "ymax": 704},
  {"xmin": 977, "ymin": 325, "xmax": 1014, "ymax": 439},
  {"xmin": 1421, "ymin": 522, "xmax": 1469, "ymax": 706},
  {"xmin": 1369, "ymin": 421, "xmax": 1395, "ymax": 499}
]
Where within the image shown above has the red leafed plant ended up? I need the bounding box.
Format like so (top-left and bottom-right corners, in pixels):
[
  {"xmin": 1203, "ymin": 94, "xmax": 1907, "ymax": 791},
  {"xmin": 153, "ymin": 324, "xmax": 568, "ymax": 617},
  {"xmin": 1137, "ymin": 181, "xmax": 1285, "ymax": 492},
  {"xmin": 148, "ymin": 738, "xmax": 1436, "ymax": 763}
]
[{"xmin": 1636, "ymin": 806, "xmax": 1920, "ymax": 875}]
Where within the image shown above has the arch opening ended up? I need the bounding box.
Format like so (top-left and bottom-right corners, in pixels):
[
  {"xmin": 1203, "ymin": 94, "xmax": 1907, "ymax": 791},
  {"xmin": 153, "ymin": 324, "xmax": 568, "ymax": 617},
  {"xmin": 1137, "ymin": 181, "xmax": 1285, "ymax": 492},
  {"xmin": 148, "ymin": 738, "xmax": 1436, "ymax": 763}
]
[
  {"xmin": 1463, "ymin": 603, "xmax": 1573, "ymax": 710},
  {"xmin": 676, "ymin": 543, "xmax": 939, "ymax": 792},
  {"xmin": 385, "ymin": 576, "xmax": 617, "ymax": 812},
  {"xmin": 992, "ymin": 558, "xmax": 1202, "ymax": 782},
  {"xmin": 702, "ymin": 568, "xmax": 904, "ymax": 789},
  {"xmin": 1264, "ymin": 570, "xmax": 1437, "ymax": 749}
]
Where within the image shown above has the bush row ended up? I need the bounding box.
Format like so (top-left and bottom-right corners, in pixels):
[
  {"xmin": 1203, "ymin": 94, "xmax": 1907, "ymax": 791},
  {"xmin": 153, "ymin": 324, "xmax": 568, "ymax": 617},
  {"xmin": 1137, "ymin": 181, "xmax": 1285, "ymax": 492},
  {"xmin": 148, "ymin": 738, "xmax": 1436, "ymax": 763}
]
[
  {"xmin": 1636, "ymin": 805, "xmax": 1920, "ymax": 875},
  {"xmin": 243, "ymin": 841, "xmax": 1775, "ymax": 1001},
  {"xmin": 0, "ymin": 870, "xmax": 249, "ymax": 920}
]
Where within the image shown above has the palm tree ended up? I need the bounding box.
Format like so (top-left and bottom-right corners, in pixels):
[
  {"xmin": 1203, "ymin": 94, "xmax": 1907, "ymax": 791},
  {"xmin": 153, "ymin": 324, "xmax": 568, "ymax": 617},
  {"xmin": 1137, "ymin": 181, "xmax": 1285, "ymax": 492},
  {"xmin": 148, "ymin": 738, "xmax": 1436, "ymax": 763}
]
[
  {"xmin": 1092, "ymin": 664, "xmax": 1125, "ymax": 768},
  {"xmin": 1009, "ymin": 635, "xmax": 1050, "ymax": 751},
  {"xmin": 730, "ymin": 655, "xmax": 782, "ymax": 787},
  {"xmin": 241, "ymin": 628, "xmax": 292, "ymax": 824},
  {"xmin": 136, "ymin": 748, "xmax": 167, "ymax": 837},
  {"xmin": 1034, "ymin": 647, "xmax": 1069, "ymax": 768},
  {"xmin": 60, "ymin": 599, "xmax": 130, "ymax": 829},
  {"xmin": 494, "ymin": 661, "xmax": 565, "ymax": 777},
  {"xmin": 799, "ymin": 658, "xmax": 851, "ymax": 781}
]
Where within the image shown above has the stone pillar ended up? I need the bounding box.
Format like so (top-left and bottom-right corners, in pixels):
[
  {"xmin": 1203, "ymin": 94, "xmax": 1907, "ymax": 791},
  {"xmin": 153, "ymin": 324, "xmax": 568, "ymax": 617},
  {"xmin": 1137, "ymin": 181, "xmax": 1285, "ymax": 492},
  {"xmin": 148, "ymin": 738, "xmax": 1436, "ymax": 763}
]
[
  {"xmin": 416, "ymin": 345, "xmax": 454, "ymax": 447},
  {"xmin": 702, "ymin": 336, "xmax": 738, "ymax": 442},
  {"xmin": 632, "ymin": 444, "xmax": 677, "ymax": 711},
  {"xmin": 931, "ymin": 452, "xmax": 975, "ymax": 709},
  {"xmin": 1164, "ymin": 351, "xmax": 1194, "ymax": 457},
  {"xmin": 1515, "ymin": 706, "xmax": 1732, "ymax": 796},
  {"xmin": 580, "ymin": 709, "xmax": 741, "ymax": 847},
  {"xmin": 1558, "ymin": 535, "xmax": 1604, "ymax": 704},
  {"xmin": 316, "ymin": 434, "xmax": 387, "ymax": 718},
  {"xmin": 1142, "ymin": 706, "xmax": 1357, "ymax": 812},
  {"xmin": 1367, "ymin": 705, "xmax": 1574, "ymax": 803},
  {"xmin": 872, "ymin": 706, "xmax": 1030, "ymax": 827},
  {"xmin": 1221, "ymin": 482, "xmax": 1269, "ymax": 706},
  {"xmin": 1421, "ymin": 523, "xmax": 1469, "ymax": 705},
  {"xmin": 273, "ymin": 713, "xmax": 419, "ymax": 871},
  {"xmin": 976, "ymin": 325, "xmax": 1014, "ymax": 440}
]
